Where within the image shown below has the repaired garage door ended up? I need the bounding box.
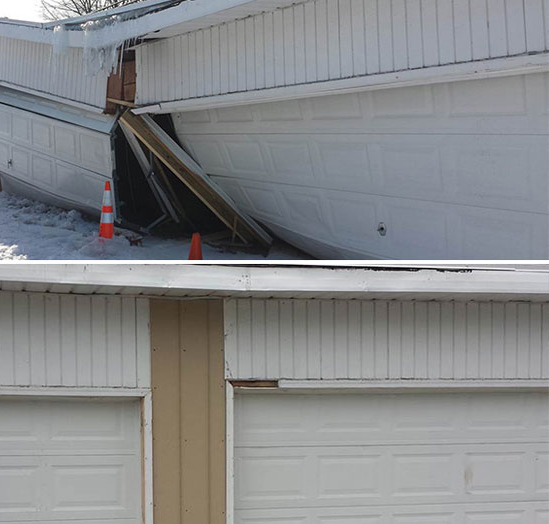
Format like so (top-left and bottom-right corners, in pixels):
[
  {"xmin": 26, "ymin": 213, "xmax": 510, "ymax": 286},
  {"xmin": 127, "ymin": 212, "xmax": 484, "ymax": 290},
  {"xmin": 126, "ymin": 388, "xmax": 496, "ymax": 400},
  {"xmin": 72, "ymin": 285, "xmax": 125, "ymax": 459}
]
[
  {"xmin": 235, "ymin": 391, "xmax": 549, "ymax": 523},
  {"xmin": 0, "ymin": 398, "xmax": 141, "ymax": 523}
]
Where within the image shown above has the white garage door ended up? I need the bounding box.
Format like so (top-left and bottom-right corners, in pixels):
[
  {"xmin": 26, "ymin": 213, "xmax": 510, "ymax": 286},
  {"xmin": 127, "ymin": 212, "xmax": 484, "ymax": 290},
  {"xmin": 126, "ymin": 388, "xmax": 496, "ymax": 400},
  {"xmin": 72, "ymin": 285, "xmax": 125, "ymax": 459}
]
[
  {"xmin": 235, "ymin": 391, "xmax": 549, "ymax": 523},
  {"xmin": 0, "ymin": 102, "xmax": 114, "ymax": 215},
  {"xmin": 0, "ymin": 398, "xmax": 142, "ymax": 523}
]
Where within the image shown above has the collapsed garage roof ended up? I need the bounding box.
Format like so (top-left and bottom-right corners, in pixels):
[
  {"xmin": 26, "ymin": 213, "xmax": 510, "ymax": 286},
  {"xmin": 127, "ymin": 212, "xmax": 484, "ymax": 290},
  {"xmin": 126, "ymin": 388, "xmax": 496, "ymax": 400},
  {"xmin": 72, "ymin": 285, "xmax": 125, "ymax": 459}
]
[{"xmin": 0, "ymin": 0, "xmax": 306, "ymax": 47}]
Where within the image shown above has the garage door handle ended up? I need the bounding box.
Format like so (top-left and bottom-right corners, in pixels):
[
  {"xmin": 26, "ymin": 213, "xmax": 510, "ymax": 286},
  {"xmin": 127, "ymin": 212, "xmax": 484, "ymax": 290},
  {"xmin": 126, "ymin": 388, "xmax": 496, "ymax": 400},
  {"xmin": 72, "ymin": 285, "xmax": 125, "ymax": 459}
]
[{"xmin": 7, "ymin": 159, "xmax": 12, "ymax": 169}]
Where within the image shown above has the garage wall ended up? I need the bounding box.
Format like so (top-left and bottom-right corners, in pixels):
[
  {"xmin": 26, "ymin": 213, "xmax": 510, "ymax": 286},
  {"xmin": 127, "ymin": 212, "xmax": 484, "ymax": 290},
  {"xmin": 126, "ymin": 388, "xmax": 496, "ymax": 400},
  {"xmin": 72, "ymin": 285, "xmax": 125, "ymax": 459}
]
[
  {"xmin": 224, "ymin": 298, "xmax": 549, "ymax": 380},
  {"xmin": 0, "ymin": 292, "xmax": 150, "ymax": 388},
  {"xmin": 136, "ymin": 0, "xmax": 549, "ymax": 105},
  {"xmin": 150, "ymin": 299, "xmax": 225, "ymax": 524},
  {"xmin": 0, "ymin": 37, "xmax": 109, "ymax": 110}
]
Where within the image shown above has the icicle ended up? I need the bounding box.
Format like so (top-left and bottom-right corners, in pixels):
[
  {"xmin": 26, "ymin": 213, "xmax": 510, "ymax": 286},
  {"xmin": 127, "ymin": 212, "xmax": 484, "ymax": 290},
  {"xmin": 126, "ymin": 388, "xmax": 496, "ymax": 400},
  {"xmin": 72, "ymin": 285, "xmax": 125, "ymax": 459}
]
[
  {"xmin": 52, "ymin": 24, "xmax": 69, "ymax": 56},
  {"xmin": 51, "ymin": 24, "xmax": 69, "ymax": 87}
]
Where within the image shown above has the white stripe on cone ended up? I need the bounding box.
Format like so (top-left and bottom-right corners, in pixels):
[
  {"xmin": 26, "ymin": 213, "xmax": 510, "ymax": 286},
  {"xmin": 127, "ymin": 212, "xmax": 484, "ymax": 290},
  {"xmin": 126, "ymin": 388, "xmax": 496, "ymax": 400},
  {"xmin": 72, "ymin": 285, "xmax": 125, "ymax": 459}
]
[
  {"xmin": 101, "ymin": 212, "xmax": 114, "ymax": 224},
  {"xmin": 102, "ymin": 191, "xmax": 112, "ymax": 207}
]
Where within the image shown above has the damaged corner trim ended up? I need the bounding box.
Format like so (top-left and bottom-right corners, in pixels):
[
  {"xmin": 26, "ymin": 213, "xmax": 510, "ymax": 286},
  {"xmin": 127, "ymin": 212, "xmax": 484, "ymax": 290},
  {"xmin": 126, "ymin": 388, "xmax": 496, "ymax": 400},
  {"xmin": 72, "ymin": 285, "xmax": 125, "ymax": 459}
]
[{"xmin": 229, "ymin": 380, "xmax": 279, "ymax": 388}]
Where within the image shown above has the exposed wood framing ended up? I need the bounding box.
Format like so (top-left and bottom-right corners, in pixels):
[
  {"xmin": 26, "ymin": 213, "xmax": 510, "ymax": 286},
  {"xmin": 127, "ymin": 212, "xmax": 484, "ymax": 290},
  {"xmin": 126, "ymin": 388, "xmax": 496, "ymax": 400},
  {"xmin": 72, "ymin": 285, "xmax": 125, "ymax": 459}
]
[
  {"xmin": 150, "ymin": 299, "xmax": 226, "ymax": 524},
  {"xmin": 230, "ymin": 380, "xmax": 279, "ymax": 388},
  {"xmin": 108, "ymin": 97, "xmax": 136, "ymax": 108},
  {"xmin": 119, "ymin": 121, "xmax": 181, "ymax": 224},
  {"xmin": 120, "ymin": 110, "xmax": 272, "ymax": 248},
  {"xmin": 106, "ymin": 56, "xmax": 137, "ymax": 113}
]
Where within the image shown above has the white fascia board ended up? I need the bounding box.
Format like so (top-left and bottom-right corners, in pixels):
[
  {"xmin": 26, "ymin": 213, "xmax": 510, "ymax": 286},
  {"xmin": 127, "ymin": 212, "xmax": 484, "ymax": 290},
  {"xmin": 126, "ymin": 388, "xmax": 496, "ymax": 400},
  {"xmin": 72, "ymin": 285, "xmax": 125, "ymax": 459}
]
[
  {"xmin": 1, "ymin": 264, "xmax": 549, "ymax": 298},
  {"xmin": 134, "ymin": 53, "xmax": 549, "ymax": 114}
]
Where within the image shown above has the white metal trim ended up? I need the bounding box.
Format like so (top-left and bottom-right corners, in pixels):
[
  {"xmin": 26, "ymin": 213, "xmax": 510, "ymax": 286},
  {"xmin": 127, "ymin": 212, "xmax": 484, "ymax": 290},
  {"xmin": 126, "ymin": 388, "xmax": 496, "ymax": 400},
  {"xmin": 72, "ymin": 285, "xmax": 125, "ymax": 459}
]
[
  {"xmin": 0, "ymin": 386, "xmax": 151, "ymax": 397},
  {"xmin": 133, "ymin": 53, "xmax": 549, "ymax": 114},
  {"xmin": 142, "ymin": 392, "xmax": 154, "ymax": 524},
  {"xmin": 226, "ymin": 381, "xmax": 235, "ymax": 524},
  {"xmin": 278, "ymin": 379, "xmax": 549, "ymax": 391}
]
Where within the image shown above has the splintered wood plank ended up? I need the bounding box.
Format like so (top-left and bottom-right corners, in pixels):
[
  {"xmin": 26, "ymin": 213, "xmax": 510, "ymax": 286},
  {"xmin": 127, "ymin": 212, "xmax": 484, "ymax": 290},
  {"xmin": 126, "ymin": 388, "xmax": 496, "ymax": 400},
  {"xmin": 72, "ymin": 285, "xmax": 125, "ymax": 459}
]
[{"xmin": 120, "ymin": 110, "xmax": 272, "ymax": 248}]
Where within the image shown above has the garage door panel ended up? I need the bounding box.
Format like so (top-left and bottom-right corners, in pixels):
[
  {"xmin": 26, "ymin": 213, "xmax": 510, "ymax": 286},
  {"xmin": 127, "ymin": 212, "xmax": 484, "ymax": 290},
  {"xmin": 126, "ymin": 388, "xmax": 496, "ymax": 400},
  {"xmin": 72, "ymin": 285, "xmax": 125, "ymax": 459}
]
[
  {"xmin": 0, "ymin": 403, "xmax": 41, "ymax": 445},
  {"xmin": 236, "ymin": 502, "xmax": 549, "ymax": 524},
  {"xmin": 0, "ymin": 459, "xmax": 41, "ymax": 516},
  {"xmin": 0, "ymin": 400, "xmax": 139, "ymax": 451},
  {"xmin": 0, "ymin": 399, "xmax": 141, "ymax": 523},
  {"xmin": 236, "ymin": 393, "xmax": 548, "ymax": 447},
  {"xmin": 47, "ymin": 456, "xmax": 139, "ymax": 518},
  {"xmin": 535, "ymin": 452, "xmax": 549, "ymax": 494},
  {"xmin": 235, "ymin": 392, "xmax": 549, "ymax": 522},
  {"xmin": 48, "ymin": 401, "xmax": 139, "ymax": 449},
  {"xmin": 236, "ymin": 444, "xmax": 545, "ymax": 509}
]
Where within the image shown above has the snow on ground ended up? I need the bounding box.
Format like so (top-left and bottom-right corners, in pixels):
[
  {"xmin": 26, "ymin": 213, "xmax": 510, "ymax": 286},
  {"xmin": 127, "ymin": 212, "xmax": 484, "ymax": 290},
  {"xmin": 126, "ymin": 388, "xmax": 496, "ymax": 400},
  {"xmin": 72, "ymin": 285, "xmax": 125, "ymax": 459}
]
[{"xmin": 0, "ymin": 192, "xmax": 310, "ymax": 260}]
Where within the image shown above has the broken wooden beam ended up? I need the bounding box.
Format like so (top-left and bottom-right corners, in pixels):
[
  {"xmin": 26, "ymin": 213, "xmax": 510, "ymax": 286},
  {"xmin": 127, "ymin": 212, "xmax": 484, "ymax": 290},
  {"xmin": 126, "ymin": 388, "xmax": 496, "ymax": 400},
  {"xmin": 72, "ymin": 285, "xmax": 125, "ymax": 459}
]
[
  {"xmin": 108, "ymin": 98, "xmax": 136, "ymax": 108},
  {"xmin": 120, "ymin": 110, "xmax": 272, "ymax": 248}
]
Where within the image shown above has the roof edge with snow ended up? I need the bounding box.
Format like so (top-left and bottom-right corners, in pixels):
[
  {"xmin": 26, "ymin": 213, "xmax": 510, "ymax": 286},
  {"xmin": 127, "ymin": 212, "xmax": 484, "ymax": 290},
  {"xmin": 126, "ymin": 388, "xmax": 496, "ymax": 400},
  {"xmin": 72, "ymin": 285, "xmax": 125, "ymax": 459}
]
[{"xmin": 0, "ymin": 0, "xmax": 302, "ymax": 49}]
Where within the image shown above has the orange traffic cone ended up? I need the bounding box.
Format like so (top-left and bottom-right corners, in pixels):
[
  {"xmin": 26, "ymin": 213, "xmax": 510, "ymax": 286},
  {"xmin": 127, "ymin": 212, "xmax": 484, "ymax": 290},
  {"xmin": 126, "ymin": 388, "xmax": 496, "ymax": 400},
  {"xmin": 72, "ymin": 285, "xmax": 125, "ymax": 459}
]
[
  {"xmin": 188, "ymin": 233, "xmax": 203, "ymax": 260},
  {"xmin": 99, "ymin": 181, "xmax": 114, "ymax": 239}
]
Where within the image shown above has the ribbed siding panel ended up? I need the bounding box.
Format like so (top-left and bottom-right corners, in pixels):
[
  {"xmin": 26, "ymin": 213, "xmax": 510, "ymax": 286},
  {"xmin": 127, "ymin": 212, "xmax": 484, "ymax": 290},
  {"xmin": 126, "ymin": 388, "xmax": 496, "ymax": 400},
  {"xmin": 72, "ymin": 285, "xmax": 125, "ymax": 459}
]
[
  {"xmin": 0, "ymin": 37, "xmax": 108, "ymax": 109},
  {"xmin": 0, "ymin": 292, "xmax": 150, "ymax": 388},
  {"xmin": 136, "ymin": 0, "xmax": 549, "ymax": 105},
  {"xmin": 224, "ymin": 299, "xmax": 549, "ymax": 381}
]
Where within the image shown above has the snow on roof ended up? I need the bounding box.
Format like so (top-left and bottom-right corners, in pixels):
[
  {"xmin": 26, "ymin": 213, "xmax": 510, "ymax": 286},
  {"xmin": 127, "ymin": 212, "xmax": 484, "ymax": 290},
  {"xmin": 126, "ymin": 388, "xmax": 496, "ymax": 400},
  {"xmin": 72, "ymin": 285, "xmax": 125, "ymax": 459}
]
[
  {"xmin": 0, "ymin": 0, "xmax": 303, "ymax": 47},
  {"xmin": 0, "ymin": 0, "xmax": 303, "ymax": 79},
  {"xmin": 43, "ymin": 0, "xmax": 180, "ymax": 28}
]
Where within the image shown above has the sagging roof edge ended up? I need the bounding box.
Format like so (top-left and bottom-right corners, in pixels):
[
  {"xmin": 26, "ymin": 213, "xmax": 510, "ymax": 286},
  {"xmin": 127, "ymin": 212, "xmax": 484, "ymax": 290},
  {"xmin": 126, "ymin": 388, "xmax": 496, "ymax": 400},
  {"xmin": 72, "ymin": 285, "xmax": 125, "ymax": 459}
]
[
  {"xmin": 0, "ymin": 0, "xmax": 289, "ymax": 48},
  {"xmin": 0, "ymin": 264, "xmax": 548, "ymax": 299}
]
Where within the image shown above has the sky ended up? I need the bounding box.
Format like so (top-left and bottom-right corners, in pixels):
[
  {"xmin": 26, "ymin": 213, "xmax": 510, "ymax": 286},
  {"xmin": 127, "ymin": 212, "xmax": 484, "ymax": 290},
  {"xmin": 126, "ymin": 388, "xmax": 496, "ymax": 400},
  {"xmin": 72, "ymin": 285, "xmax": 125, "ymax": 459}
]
[{"xmin": 0, "ymin": 0, "xmax": 45, "ymax": 22}]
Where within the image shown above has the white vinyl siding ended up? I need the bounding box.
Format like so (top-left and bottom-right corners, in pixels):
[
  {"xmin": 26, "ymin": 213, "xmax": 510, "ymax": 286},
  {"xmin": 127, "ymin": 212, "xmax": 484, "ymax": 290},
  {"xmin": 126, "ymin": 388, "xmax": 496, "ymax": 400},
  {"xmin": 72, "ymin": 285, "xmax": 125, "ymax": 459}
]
[
  {"xmin": 0, "ymin": 37, "xmax": 108, "ymax": 110},
  {"xmin": 135, "ymin": 0, "xmax": 549, "ymax": 105},
  {"xmin": 0, "ymin": 292, "xmax": 150, "ymax": 389},
  {"xmin": 234, "ymin": 390, "xmax": 549, "ymax": 523},
  {"xmin": 0, "ymin": 397, "xmax": 142, "ymax": 523},
  {"xmin": 224, "ymin": 299, "xmax": 549, "ymax": 381}
]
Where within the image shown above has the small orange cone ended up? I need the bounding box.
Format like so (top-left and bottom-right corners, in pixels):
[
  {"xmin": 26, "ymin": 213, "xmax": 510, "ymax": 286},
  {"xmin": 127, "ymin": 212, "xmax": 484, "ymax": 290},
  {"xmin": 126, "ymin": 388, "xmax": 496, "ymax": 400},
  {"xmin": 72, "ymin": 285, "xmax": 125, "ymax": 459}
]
[
  {"xmin": 188, "ymin": 233, "xmax": 203, "ymax": 260},
  {"xmin": 99, "ymin": 181, "xmax": 114, "ymax": 239}
]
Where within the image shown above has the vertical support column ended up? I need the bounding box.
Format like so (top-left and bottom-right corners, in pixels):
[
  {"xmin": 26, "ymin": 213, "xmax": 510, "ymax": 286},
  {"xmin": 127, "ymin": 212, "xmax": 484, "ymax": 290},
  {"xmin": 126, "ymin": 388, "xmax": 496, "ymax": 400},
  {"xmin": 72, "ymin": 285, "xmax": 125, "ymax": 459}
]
[
  {"xmin": 150, "ymin": 299, "xmax": 226, "ymax": 524},
  {"xmin": 150, "ymin": 300, "xmax": 182, "ymax": 524}
]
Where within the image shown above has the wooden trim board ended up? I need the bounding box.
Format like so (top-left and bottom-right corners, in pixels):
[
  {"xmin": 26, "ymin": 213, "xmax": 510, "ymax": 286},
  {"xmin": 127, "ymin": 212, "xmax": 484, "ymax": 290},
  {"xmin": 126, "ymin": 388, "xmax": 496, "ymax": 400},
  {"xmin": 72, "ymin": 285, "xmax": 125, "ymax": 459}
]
[{"xmin": 120, "ymin": 110, "xmax": 272, "ymax": 248}]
